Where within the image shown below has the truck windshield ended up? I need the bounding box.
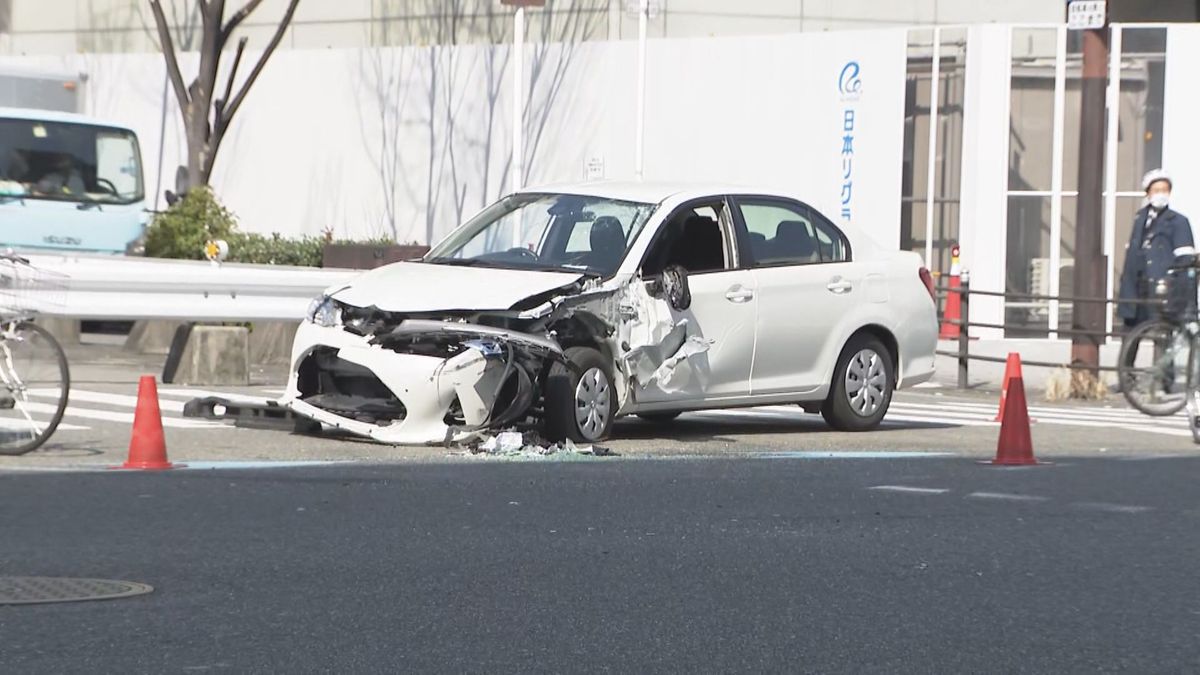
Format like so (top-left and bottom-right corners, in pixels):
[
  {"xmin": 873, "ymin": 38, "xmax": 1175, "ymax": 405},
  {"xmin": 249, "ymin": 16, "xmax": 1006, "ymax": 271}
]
[{"xmin": 0, "ymin": 118, "xmax": 143, "ymax": 205}]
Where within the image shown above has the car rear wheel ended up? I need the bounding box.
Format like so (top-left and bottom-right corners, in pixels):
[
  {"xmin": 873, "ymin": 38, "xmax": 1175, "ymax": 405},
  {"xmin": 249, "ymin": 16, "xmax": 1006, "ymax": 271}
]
[
  {"xmin": 821, "ymin": 335, "xmax": 894, "ymax": 431},
  {"xmin": 544, "ymin": 346, "xmax": 617, "ymax": 443}
]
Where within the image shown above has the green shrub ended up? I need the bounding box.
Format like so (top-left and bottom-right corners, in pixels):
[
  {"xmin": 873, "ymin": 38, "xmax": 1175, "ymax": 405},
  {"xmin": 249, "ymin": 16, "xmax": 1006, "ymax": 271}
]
[
  {"xmin": 143, "ymin": 186, "xmax": 237, "ymax": 260},
  {"xmin": 225, "ymin": 232, "xmax": 326, "ymax": 267},
  {"xmin": 144, "ymin": 188, "xmax": 391, "ymax": 267}
]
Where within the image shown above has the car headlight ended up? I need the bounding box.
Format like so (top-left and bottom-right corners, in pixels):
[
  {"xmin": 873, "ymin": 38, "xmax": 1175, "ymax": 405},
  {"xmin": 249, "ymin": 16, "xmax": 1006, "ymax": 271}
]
[{"xmin": 306, "ymin": 295, "xmax": 342, "ymax": 327}]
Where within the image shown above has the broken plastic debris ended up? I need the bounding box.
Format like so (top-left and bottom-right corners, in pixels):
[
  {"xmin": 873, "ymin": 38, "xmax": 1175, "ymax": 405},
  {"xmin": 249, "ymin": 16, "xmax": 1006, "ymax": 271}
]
[
  {"xmin": 497, "ymin": 431, "xmax": 524, "ymax": 453},
  {"xmin": 463, "ymin": 430, "xmax": 611, "ymax": 458}
]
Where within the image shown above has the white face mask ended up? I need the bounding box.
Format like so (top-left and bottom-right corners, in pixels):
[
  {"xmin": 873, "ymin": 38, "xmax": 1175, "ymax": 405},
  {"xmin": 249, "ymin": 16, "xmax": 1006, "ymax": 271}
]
[{"xmin": 1149, "ymin": 193, "xmax": 1170, "ymax": 210}]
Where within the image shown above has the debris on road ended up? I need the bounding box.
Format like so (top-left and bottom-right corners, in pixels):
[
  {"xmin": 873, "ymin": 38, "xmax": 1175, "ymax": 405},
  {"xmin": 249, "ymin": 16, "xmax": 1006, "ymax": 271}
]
[{"xmin": 457, "ymin": 430, "xmax": 612, "ymax": 459}]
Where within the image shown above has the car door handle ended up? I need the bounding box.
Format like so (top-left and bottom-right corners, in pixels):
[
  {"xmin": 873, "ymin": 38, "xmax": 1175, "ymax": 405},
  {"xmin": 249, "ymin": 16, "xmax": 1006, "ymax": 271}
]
[
  {"xmin": 826, "ymin": 278, "xmax": 853, "ymax": 294},
  {"xmin": 725, "ymin": 286, "xmax": 755, "ymax": 303}
]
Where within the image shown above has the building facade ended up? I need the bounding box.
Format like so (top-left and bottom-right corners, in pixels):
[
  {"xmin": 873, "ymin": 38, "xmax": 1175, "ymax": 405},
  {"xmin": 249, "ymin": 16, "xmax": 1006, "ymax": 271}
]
[
  {"xmin": 0, "ymin": 0, "xmax": 1063, "ymax": 54},
  {"xmin": 2, "ymin": 2, "xmax": 1198, "ymax": 342}
]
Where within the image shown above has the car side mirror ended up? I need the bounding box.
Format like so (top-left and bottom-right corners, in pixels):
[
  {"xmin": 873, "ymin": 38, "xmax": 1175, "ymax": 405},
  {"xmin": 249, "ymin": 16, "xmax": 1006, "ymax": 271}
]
[{"xmin": 646, "ymin": 264, "xmax": 691, "ymax": 311}]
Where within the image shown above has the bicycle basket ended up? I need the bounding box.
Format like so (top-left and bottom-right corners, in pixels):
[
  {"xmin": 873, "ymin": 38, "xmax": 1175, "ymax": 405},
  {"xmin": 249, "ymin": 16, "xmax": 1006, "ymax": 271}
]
[
  {"xmin": 0, "ymin": 259, "xmax": 69, "ymax": 319},
  {"xmin": 1163, "ymin": 266, "xmax": 1198, "ymax": 322}
]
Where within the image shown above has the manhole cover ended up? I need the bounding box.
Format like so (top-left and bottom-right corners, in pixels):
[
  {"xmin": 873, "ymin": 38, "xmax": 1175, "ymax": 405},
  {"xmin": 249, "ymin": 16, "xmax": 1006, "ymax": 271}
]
[{"xmin": 0, "ymin": 577, "xmax": 154, "ymax": 606}]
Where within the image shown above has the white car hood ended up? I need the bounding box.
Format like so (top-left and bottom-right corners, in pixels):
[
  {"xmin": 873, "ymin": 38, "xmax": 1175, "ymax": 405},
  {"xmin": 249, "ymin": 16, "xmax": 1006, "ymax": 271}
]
[{"xmin": 327, "ymin": 261, "xmax": 586, "ymax": 312}]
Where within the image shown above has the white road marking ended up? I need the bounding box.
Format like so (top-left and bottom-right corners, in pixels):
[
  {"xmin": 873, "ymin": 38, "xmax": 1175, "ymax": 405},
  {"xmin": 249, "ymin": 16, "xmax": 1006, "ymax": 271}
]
[
  {"xmin": 868, "ymin": 485, "xmax": 950, "ymax": 494},
  {"xmin": 157, "ymin": 388, "xmax": 279, "ymax": 405},
  {"xmin": 180, "ymin": 460, "xmax": 346, "ymax": 470},
  {"xmin": 18, "ymin": 400, "xmax": 222, "ymax": 429},
  {"xmin": 690, "ymin": 400, "xmax": 1191, "ymax": 436},
  {"xmin": 966, "ymin": 491, "xmax": 1049, "ymax": 502},
  {"xmin": 32, "ymin": 389, "xmax": 185, "ymax": 413},
  {"xmin": 0, "ymin": 418, "xmax": 89, "ymax": 432},
  {"xmin": 885, "ymin": 400, "xmax": 1193, "ymax": 437},
  {"xmin": 757, "ymin": 451, "xmax": 952, "ymax": 459},
  {"xmin": 882, "ymin": 414, "xmax": 996, "ymax": 427},
  {"xmin": 1072, "ymin": 502, "xmax": 1153, "ymax": 514}
]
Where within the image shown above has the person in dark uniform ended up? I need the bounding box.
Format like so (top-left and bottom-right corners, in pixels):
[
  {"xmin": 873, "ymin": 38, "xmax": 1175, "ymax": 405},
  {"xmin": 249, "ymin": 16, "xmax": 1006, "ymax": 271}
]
[{"xmin": 1117, "ymin": 169, "xmax": 1194, "ymax": 328}]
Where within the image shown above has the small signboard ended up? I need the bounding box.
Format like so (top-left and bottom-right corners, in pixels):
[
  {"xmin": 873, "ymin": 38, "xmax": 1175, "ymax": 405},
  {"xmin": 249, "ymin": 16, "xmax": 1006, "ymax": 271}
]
[
  {"xmin": 500, "ymin": 0, "xmax": 545, "ymax": 6},
  {"xmin": 623, "ymin": 0, "xmax": 662, "ymax": 18},
  {"xmin": 584, "ymin": 157, "xmax": 605, "ymax": 181},
  {"xmin": 1067, "ymin": 0, "xmax": 1106, "ymax": 30}
]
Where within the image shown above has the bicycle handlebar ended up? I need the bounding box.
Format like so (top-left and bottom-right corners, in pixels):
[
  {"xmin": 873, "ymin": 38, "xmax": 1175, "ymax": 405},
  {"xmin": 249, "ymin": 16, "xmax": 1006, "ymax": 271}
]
[
  {"xmin": 1167, "ymin": 254, "xmax": 1200, "ymax": 271},
  {"xmin": 0, "ymin": 250, "xmax": 30, "ymax": 265}
]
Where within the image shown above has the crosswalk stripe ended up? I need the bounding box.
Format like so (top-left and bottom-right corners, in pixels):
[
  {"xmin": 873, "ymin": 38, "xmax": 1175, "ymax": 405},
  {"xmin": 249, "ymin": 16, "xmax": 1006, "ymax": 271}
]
[
  {"xmin": 0, "ymin": 418, "xmax": 89, "ymax": 432},
  {"xmin": 890, "ymin": 400, "xmax": 1188, "ymax": 431},
  {"xmin": 883, "ymin": 414, "xmax": 996, "ymax": 427},
  {"xmin": 46, "ymin": 389, "xmax": 186, "ymax": 413},
  {"xmin": 908, "ymin": 397, "xmax": 1178, "ymax": 420},
  {"xmin": 157, "ymin": 388, "xmax": 279, "ymax": 404},
  {"xmin": 689, "ymin": 398, "xmax": 1191, "ymax": 437},
  {"xmin": 18, "ymin": 400, "xmax": 222, "ymax": 429}
]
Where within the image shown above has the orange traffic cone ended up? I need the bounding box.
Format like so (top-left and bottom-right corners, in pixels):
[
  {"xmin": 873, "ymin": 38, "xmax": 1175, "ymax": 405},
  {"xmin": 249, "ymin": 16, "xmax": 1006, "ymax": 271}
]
[
  {"xmin": 939, "ymin": 245, "xmax": 963, "ymax": 339},
  {"xmin": 988, "ymin": 374, "xmax": 1040, "ymax": 465},
  {"xmin": 993, "ymin": 352, "xmax": 1022, "ymax": 421},
  {"xmin": 112, "ymin": 376, "xmax": 182, "ymax": 470}
]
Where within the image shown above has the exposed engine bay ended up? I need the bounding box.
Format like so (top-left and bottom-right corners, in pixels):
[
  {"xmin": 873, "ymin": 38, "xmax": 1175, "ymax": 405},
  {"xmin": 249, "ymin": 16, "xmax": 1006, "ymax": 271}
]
[{"xmin": 285, "ymin": 268, "xmax": 708, "ymax": 445}]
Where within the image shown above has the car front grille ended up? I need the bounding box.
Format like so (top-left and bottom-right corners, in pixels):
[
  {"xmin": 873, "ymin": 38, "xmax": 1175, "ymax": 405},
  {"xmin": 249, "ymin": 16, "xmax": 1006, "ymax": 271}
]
[{"xmin": 296, "ymin": 347, "xmax": 406, "ymax": 424}]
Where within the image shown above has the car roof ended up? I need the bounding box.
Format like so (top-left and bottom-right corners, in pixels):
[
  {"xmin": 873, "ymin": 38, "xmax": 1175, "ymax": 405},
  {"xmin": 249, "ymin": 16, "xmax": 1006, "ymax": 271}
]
[
  {"xmin": 0, "ymin": 106, "xmax": 134, "ymax": 131},
  {"xmin": 518, "ymin": 179, "xmax": 873, "ymax": 252},
  {"xmin": 520, "ymin": 180, "xmax": 785, "ymax": 205}
]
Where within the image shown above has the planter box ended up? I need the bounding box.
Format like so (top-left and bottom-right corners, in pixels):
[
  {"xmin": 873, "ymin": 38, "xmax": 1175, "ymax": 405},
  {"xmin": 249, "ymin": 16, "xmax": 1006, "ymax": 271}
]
[{"xmin": 322, "ymin": 244, "xmax": 429, "ymax": 269}]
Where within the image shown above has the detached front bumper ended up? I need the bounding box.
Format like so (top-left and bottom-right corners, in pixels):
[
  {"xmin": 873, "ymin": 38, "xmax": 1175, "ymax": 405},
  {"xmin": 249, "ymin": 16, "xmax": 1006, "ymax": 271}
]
[{"xmin": 282, "ymin": 321, "xmax": 543, "ymax": 445}]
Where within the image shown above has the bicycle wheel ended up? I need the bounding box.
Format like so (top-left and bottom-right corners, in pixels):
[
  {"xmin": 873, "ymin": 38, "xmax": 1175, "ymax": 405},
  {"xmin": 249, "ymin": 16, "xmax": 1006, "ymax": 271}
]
[
  {"xmin": 1118, "ymin": 319, "xmax": 1190, "ymax": 417},
  {"xmin": 0, "ymin": 321, "xmax": 70, "ymax": 455}
]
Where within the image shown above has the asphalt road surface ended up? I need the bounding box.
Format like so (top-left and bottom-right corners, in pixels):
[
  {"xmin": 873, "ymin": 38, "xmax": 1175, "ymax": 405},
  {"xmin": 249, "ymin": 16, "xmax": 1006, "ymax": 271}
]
[{"xmin": 3, "ymin": 455, "xmax": 1199, "ymax": 673}]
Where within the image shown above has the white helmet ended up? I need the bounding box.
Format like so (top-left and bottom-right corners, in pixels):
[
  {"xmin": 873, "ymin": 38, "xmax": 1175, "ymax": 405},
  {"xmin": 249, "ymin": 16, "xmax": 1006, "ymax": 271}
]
[{"xmin": 1142, "ymin": 168, "xmax": 1173, "ymax": 191}]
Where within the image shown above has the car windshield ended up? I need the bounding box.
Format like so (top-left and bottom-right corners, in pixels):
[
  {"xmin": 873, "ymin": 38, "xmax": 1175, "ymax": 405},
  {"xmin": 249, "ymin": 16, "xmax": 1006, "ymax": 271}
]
[
  {"xmin": 424, "ymin": 193, "xmax": 657, "ymax": 277},
  {"xmin": 0, "ymin": 118, "xmax": 143, "ymax": 205}
]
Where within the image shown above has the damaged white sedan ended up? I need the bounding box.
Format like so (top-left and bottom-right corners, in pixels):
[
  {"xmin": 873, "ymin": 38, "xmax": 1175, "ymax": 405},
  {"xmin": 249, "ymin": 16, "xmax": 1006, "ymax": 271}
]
[{"xmin": 283, "ymin": 182, "xmax": 938, "ymax": 445}]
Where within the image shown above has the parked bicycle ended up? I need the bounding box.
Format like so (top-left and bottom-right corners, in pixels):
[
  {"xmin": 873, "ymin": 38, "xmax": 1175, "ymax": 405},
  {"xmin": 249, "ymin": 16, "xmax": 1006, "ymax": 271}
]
[
  {"xmin": 1116, "ymin": 256, "xmax": 1200, "ymax": 441},
  {"xmin": 0, "ymin": 251, "xmax": 70, "ymax": 455}
]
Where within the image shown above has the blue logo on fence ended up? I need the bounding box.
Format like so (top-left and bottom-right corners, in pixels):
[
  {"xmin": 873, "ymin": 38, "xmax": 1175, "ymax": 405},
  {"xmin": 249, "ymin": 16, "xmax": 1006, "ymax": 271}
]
[
  {"xmin": 837, "ymin": 60, "xmax": 860, "ymax": 222},
  {"xmin": 838, "ymin": 61, "xmax": 862, "ymax": 99}
]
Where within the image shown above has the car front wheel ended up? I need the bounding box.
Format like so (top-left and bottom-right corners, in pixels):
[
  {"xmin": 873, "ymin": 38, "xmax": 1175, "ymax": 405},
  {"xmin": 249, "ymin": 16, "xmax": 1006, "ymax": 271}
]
[
  {"xmin": 544, "ymin": 346, "xmax": 617, "ymax": 443},
  {"xmin": 821, "ymin": 335, "xmax": 894, "ymax": 431}
]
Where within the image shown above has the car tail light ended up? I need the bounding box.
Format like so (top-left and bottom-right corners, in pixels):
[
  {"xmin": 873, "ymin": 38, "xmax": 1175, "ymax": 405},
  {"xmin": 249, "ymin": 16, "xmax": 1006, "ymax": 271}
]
[{"xmin": 918, "ymin": 267, "xmax": 936, "ymax": 303}]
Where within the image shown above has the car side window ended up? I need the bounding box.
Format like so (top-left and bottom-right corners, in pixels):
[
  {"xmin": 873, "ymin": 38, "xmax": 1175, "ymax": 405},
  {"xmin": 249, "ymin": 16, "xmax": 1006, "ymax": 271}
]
[
  {"xmin": 809, "ymin": 212, "xmax": 850, "ymax": 263},
  {"xmin": 641, "ymin": 201, "xmax": 733, "ymax": 276},
  {"xmin": 737, "ymin": 199, "xmax": 850, "ymax": 266}
]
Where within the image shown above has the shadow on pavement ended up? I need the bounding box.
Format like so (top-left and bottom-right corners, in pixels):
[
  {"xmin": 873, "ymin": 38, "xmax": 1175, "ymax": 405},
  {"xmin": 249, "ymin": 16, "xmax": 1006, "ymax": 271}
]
[{"xmin": 612, "ymin": 411, "xmax": 961, "ymax": 441}]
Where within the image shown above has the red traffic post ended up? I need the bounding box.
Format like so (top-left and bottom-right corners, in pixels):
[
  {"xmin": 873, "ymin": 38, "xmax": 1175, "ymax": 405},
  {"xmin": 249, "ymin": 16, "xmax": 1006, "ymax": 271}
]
[{"xmin": 939, "ymin": 244, "xmax": 962, "ymax": 339}]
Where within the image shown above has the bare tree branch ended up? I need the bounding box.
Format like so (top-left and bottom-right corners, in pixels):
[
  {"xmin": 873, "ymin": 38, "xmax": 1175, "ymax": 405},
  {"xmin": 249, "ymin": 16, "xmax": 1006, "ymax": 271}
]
[
  {"xmin": 220, "ymin": 0, "xmax": 300, "ymax": 131},
  {"xmin": 149, "ymin": 0, "xmax": 190, "ymax": 112},
  {"xmin": 218, "ymin": 37, "xmax": 249, "ymax": 114},
  {"xmin": 222, "ymin": 0, "xmax": 265, "ymax": 42}
]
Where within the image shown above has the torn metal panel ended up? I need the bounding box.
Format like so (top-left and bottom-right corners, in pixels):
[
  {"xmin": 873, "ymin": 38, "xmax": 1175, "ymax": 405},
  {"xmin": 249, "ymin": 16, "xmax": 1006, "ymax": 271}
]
[
  {"xmin": 375, "ymin": 319, "xmax": 563, "ymax": 356},
  {"xmin": 605, "ymin": 275, "xmax": 712, "ymax": 404},
  {"xmin": 644, "ymin": 335, "xmax": 711, "ymax": 392},
  {"xmin": 277, "ymin": 270, "xmax": 717, "ymax": 446}
]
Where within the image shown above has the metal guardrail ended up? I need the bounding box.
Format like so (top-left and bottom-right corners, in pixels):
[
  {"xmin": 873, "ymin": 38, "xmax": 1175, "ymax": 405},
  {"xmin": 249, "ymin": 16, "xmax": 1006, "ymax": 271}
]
[
  {"xmin": 23, "ymin": 253, "xmax": 358, "ymax": 322},
  {"xmin": 933, "ymin": 278, "xmax": 1165, "ymax": 388}
]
